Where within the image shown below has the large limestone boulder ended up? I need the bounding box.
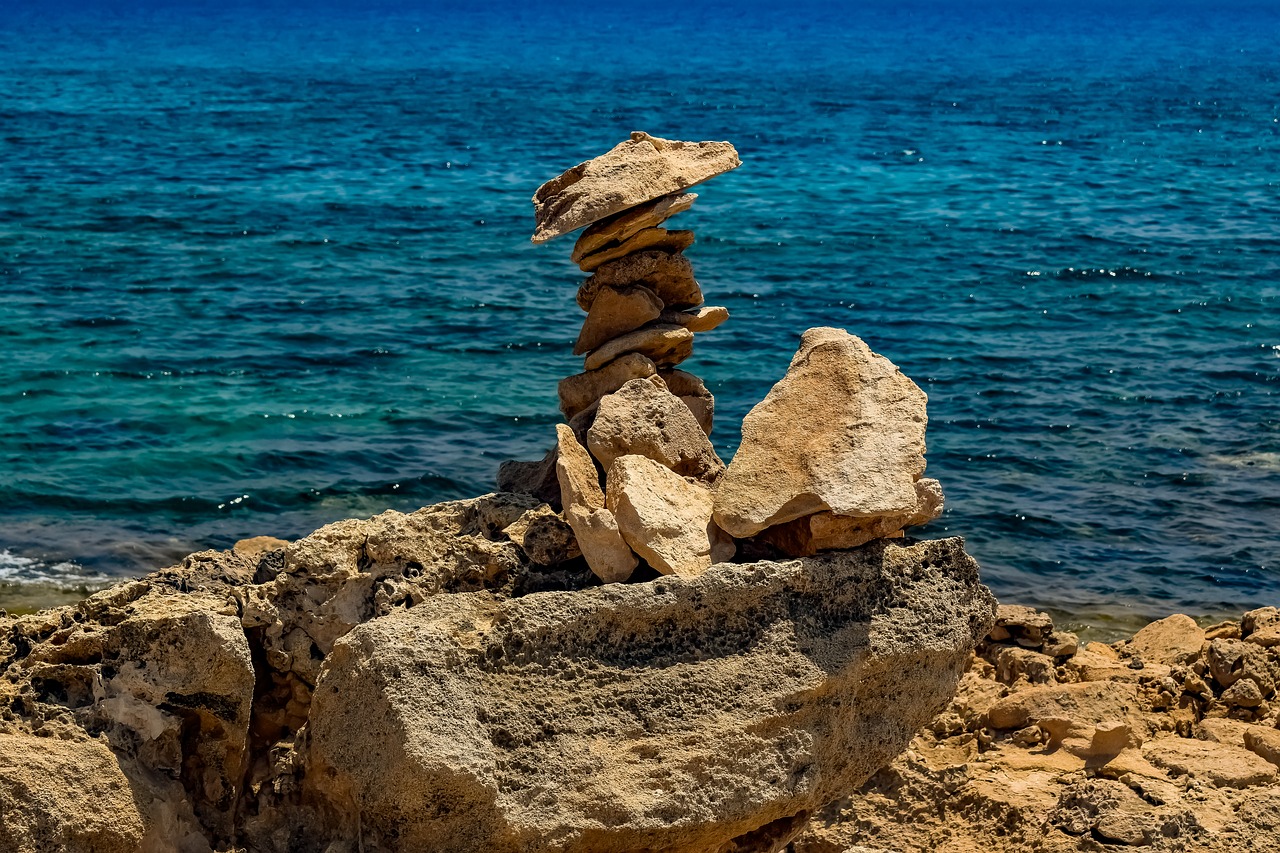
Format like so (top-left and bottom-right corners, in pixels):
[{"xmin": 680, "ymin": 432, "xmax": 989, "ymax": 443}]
[
  {"xmin": 714, "ymin": 327, "xmax": 929, "ymax": 539},
  {"xmin": 532, "ymin": 133, "xmax": 739, "ymax": 243},
  {"xmin": 304, "ymin": 537, "xmax": 996, "ymax": 852}
]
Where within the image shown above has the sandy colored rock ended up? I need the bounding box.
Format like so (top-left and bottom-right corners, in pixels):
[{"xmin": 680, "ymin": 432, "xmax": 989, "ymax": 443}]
[
  {"xmin": 1247, "ymin": 625, "xmax": 1280, "ymax": 648},
  {"xmin": 532, "ymin": 132, "xmax": 739, "ymax": 243},
  {"xmin": 1242, "ymin": 606, "xmax": 1280, "ymax": 636},
  {"xmin": 714, "ymin": 328, "xmax": 929, "ymax": 539},
  {"xmin": 660, "ymin": 368, "xmax": 715, "ymax": 435},
  {"xmin": 305, "ymin": 537, "xmax": 994, "ymax": 852},
  {"xmin": 1245, "ymin": 727, "xmax": 1280, "ymax": 767},
  {"xmin": 587, "ymin": 378, "xmax": 725, "ymax": 484},
  {"xmin": 502, "ymin": 504, "xmax": 581, "ymax": 566},
  {"xmin": 1128, "ymin": 613, "xmax": 1205, "ymax": 665},
  {"xmin": 496, "ymin": 446, "xmax": 562, "ymax": 510},
  {"xmin": 577, "ymin": 227, "xmax": 694, "ymax": 272},
  {"xmin": 554, "ymin": 424, "xmax": 636, "ymax": 583},
  {"xmin": 571, "ymin": 191, "xmax": 697, "ymax": 262},
  {"xmin": 583, "ymin": 323, "xmax": 693, "ymax": 372},
  {"xmin": 986, "ymin": 680, "xmax": 1141, "ymax": 731},
  {"xmin": 557, "ymin": 351, "xmax": 657, "ymax": 420},
  {"xmin": 233, "ymin": 535, "xmax": 291, "ymax": 557},
  {"xmin": 1144, "ymin": 737, "xmax": 1278, "ymax": 788},
  {"xmin": 660, "ymin": 304, "xmax": 729, "ymax": 332},
  {"xmin": 577, "ymin": 249, "xmax": 702, "ymax": 311},
  {"xmin": 605, "ymin": 454, "xmax": 729, "ymax": 577},
  {"xmin": 572, "ymin": 283, "xmax": 663, "ymax": 355},
  {"xmin": 989, "ymin": 603, "xmax": 1056, "ymax": 645},
  {"xmin": 759, "ymin": 478, "xmax": 943, "ymax": 556}
]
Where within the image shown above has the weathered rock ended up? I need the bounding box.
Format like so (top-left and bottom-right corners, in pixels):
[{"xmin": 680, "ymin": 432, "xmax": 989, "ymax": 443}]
[
  {"xmin": 986, "ymin": 681, "xmax": 1141, "ymax": 731},
  {"xmin": 577, "ymin": 227, "xmax": 695, "ymax": 272},
  {"xmin": 573, "ymin": 283, "xmax": 664, "ymax": 355},
  {"xmin": 304, "ymin": 536, "xmax": 995, "ymax": 852},
  {"xmin": 1144, "ymin": 737, "xmax": 1278, "ymax": 788},
  {"xmin": 1223, "ymin": 677, "xmax": 1266, "ymax": 708},
  {"xmin": 497, "ymin": 445, "xmax": 562, "ymax": 510},
  {"xmin": 713, "ymin": 328, "xmax": 929, "ymax": 539},
  {"xmin": 502, "ymin": 504, "xmax": 581, "ymax": 566},
  {"xmin": 1128, "ymin": 613, "xmax": 1205, "ymax": 665},
  {"xmin": 578, "ymin": 250, "xmax": 702, "ymax": 311},
  {"xmin": 558, "ymin": 351, "xmax": 657, "ymax": 421},
  {"xmin": 555, "ymin": 424, "xmax": 636, "ymax": 583},
  {"xmin": 988, "ymin": 603, "xmax": 1056, "ymax": 645},
  {"xmin": 233, "ymin": 535, "xmax": 291, "ymax": 557},
  {"xmin": 660, "ymin": 368, "xmax": 715, "ymax": 435},
  {"xmin": 758, "ymin": 478, "xmax": 943, "ymax": 557},
  {"xmin": 660, "ymin": 305, "xmax": 729, "ymax": 332},
  {"xmin": 532, "ymin": 133, "xmax": 739, "ymax": 243},
  {"xmin": 1242, "ymin": 606, "xmax": 1280, "ymax": 637},
  {"xmin": 604, "ymin": 454, "xmax": 731, "ymax": 577},
  {"xmin": 583, "ymin": 323, "xmax": 694, "ymax": 372},
  {"xmin": 1207, "ymin": 637, "xmax": 1274, "ymax": 694},
  {"xmin": 571, "ymin": 191, "xmax": 697, "ymax": 262},
  {"xmin": 1245, "ymin": 727, "xmax": 1280, "ymax": 768},
  {"xmin": 587, "ymin": 378, "xmax": 725, "ymax": 484}
]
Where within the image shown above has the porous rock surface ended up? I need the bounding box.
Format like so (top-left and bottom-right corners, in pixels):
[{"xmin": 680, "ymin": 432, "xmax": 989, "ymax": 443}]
[{"xmin": 0, "ymin": 494, "xmax": 995, "ymax": 853}]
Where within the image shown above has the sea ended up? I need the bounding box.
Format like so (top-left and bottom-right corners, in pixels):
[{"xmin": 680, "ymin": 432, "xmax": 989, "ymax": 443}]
[{"xmin": 1, "ymin": 0, "xmax": 1277, "ymax": 635}]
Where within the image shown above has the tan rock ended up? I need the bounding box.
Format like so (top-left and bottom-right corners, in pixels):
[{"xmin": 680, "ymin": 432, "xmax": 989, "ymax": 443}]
[
  {"xmin": 578, "ymin": 250, "xmax": 702, "ymax": 311},
  {"xmin": 586, "ymin": 378, "xmax": 725, "ymax": 484},
  {"xmin": 233, "ymin": 535, "xmax": 291, "ymax": 557},
  {"xmin": 572, "ymin": 283, "xmax": 663, "ymax": 355},
  {"xmin": 1207, "ymin": 638, "xmax": 1274, "ymax": 694},
  {"xmin": 986, "ymin": 681, "xmax": 1141, "ymax": 731},
  {"xmin": 1242, "ymin": 606, "xmax": 1280, "ymax": 637},
  {"xmin": 713, "ymin": 328, "xmax": 929, "ymax": 539},
  {"xmin": 1196, "ymin": 716, "xmax": 1256, "ymax": 746},
  {"xmin": 532, "ymin": 132, "xmax": 739, "ymax": 243},
  {"xmin": 1041, "ymin": 631, "xmax": 1080, "ymax": 658},
  {"xmin": 571, "ymin": 191, "xmax": 697, "ymax": 262},
  {"xmin": 660, "ymin": 305, "xmax": 729, "ymax": 332},
  {"xmin": 1244, "ymin": 726, "xmax": 1280, "ymax": 767},
  {"xmin": 989, "ymin": 603, "xmax": 1055, "ymax": 645},
  {"xmin": 759, "ymin": 478, "xmax": 943, "ymax": 556},
  {"xmin": 554, "ymin": 424, "xmax": 636, "ymax": 583},
  {"xmin": 577, "ymin": 227, "xmax": 695, "ymax": 272},
  {"xmin": 1144, "ymin": 737, "xmax": 1277, "ymax": 788},
  {"xmin": 659, "ymin": 369, "xmax": 715, "ymax": 435},
  {"xmin": 606, "ymin": 454, "xmax": 730, "ymax": 577},
  {"xmin": 502, "ymin": 505, "xmax": 581, "ymax": 566},
  {"xmin": 1246, "ymin": 625, "xmax": 1280, "ymax": 648},
  {"xmin": 583, "ymin": 323, "xmax": 693, "ymax": 372},
  {"xmin": 1223, "ymin": 677, "xmax": 1266, "ymax": 708},
  {"xmin": 558, "ymin": 351, "xmax": 657, "ymax": 421},
  {"xmin": 1128, "ymin": 613, "xmax": 1205, "ymax": 665}
]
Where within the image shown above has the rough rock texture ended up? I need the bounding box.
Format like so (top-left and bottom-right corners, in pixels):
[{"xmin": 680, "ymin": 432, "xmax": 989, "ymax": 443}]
[
  {"xmin": 578, "ymin": 250, "xmax": 702, "ymax": 311},
  {"xmin": 571, "ymin": 191, "xmax": 697, "ymax": 263},
  {"xmin": 558, "ymin": 351, "xmax": 658, "ymax": 420},
  {"xmin": 532, "ymin": 133, "xmax": 738, "ymax": 243},
  {"xmin": 660, "ymin": 368, "xmax": 715, "ymax": 435},
  {"xmin": 584, "ymin": 323, "xmax": 694, "ymax": 372},
  {"xmin": 661, "ymin": 305, "xmax": 729, "ymax": 332},
  {"xmin": 795, "ymin": 606, "xmax": 1280, "ymax": 853},
  {"xmin": 605, "ymin": 454, "xmax": 731, "ymax": 577},
  {"xmin": 587, "ymin": 378, "xmax": 725, "ymax": 483},
  {"xmin": 555, "ymin": 424, "xmax": 637, "ymax": 583},
  {"xmin": 758, "ymin": 477, "xmax": 944, "ymax": 557},
  {"xmin": 577, "ymin": 227, "xmax": 695, "ymax": 272},
  {"xmin": 497, "ymin": 445, "xmax": 563, "ymax": 510},
  {"xmin": 305, "ymin": 536, "xmax": 993, "ymax": 852},
  {"xmin": 574, "ymin": 283, "xmax": 664, "ymax": 355},
  {"xmin": 714, "ymin": 327, "xmax": 929, "ymax": 539}
]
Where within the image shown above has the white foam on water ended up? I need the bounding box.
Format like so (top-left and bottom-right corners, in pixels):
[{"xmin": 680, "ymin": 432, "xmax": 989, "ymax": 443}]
[{"xmin": 0, "ymin": 549, "xmax": 112, "ymax": 589}]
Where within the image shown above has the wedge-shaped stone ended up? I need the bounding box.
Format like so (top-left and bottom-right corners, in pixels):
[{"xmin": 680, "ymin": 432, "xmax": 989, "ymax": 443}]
[
  {"xmin": 532, "ymin": 132, "xmax": 738, "ymax": 243},
  {"xmin": 660, "ymin": 305, "xmax": 728, "ymax": 332},
  {"xmin": 555, "ymin": 424, "xmax": 636, "ymax": 583},
  {"xmin": 659, "ymin": 368, "xmax": 714, "ymax": 435},
  {"xmin": 760, "ymin": 478, "xmax": 944, "ymax": 556},
  {"xmin": 588, "ymin": 378, "xmax": 724, "ymax": 484},
  {"xmin": 497, "ymin": 446, "xmax": 562, "ymax": 510},
  {"xmin": 577, "ymin": 250, "xmax": 702, "ymax": 311},
  {"xmin": 558, "ymin": 351, "xmax": 657, "ymax": 420},
  {"xmin": 571, "ymin": 191, "xmax": 697, "ymax": 262},
  {"xmin": 573, "ymin": 283, "xmax": 663, "ymax": 355},
  {"xmin": 713, "ymin": 327, "xmax": 929, "ymax": 539},
  {"xmin": 577, "ymin": 227, "xmax": 695, "ymax": 273},
  {"xmin": 584, "ymin": 324, "xmax": 693, "ymax": 372}
]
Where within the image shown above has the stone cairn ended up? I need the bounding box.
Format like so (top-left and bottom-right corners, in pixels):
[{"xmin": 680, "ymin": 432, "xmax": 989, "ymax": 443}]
[{"xmin": 500, "ymin": 131, "xmax": 945, "ymax": 583}]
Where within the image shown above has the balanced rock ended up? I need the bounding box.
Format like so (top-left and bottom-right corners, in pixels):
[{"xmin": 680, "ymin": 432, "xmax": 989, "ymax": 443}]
[
  {"xmin": 659, "ymin": 368, "xmax": 715, "ymax": 435},
  {"xmin": 583, "ymin": 323, "xmax": 693, "ymax": 372},
  {"xmin": 578, "ymin": 250, "xmax": 702, "ymax": 311},
  {"xmin": 532, "ymin": 132, "xmax": 739, "ymax": 243},
  {"xmin": 555, "ymin": 424, "xmax": 637, "ymax": 583},
  {"xmin": 571, "ymin": 191, "xmax": 697, "ymax": 263},
  {"xmin": 587, "ymin": 377, "xmax": 725, "ymax": 483},
  {"xmin": 606, "ymin": 454, "xmax": 732, "ymax": 576},
  {"xmin": 573, "ymin": 283, "xmax": 663, "ymax": 355},
  {"xmin": 577, "ymin": 227, "xmax": 695, "ymax": 272},
  {"xmin": 558, "ymin": 351, "xmax": 657, "ymax": 420},
  {"xmin": 713, "ymin": 327, "xmax": 929, "ymax": 539},
  {"xmin": 660, "ymin": 304, "xmax": 729, "ymax": 332},
  {"xmin": 760, "ymin": 478, "xmax": 944, "ymax": 556}
]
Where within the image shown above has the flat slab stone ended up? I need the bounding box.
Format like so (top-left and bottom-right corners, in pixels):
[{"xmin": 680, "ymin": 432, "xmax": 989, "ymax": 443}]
[
  {"xmin": 713, "ymin": 327, "xmax": 929, "ymax": 539},
  {"xmin": 577, "ymin": 227, "xmax": 694, "ymax": 273},
  {"xmin": 583, "ymin": 324, "xmax": 693, "ymax": 372},
  {"xmin": 586, "ymin": 377, "xmax": 724, "ymax": 484},
  {"xmin": 558, "ymin": 352, "xmax": 657, "ymax": 421},
  {"xmin": 760, "ymin": 478, "xmax": 944, "ymax": 557},
  {"xmin": 571, "ymin": 191, "xmax": 697, "ymax": 263},
  {"xmin": 532, "ymin": 133, "xmax": 739, "ymax": 243},
  {"xmin": 577, "ymin": 250, "xmax": 702, "ymax": 311},
  {"xmin": 573, "ymin": 284, "xmax": 663, "ymax": 355},
  {"xmin": 660, "ymin": 305, "xmax": 728, "ymax": 333}
]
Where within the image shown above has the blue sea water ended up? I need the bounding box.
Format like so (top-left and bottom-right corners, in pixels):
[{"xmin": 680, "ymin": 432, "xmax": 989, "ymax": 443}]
[{"xmin": 1, "ymin": 1, "xmax": 1277, "ymax": 633}]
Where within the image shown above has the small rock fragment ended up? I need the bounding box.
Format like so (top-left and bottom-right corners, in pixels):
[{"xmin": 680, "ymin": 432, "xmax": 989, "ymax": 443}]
[
  {"xmin": 233, "ymin": 535, "xmax": 291, "ymax": 557},
  {"xmin": 1222, "ymin": 678, "xmax": 1265, "ymax": 708},
  {"xmin": 573, "ymin": 283, "xmax": 663, "ymax": 355},
  {"xmin": 578, "ymin": 250, "xmax": 703, "ymax": 311},
  {"xmin": 558, "ymin": 352, "xmax": 657, "ymax": 420},
  {"xmin": 583, "ymin": 324, "xmax": 693, "ymax": 372},
  {"xmin": 571, "ymin": 191, "xmax": 697, "ymax": 262},
  {"xmin": 587, "ymin": 378, "xmax": 725, "ymax": 484},
  {"xmin": 1129, "ymin": 614, "xmax": 1205, "ymax": 665},
  {"xmin": 577, "ymin": 227, "xmax": 695, "ymax": 272},
  {"xmin": 660, "ymin": 305, "xmax": 729, "ymax": 332}
]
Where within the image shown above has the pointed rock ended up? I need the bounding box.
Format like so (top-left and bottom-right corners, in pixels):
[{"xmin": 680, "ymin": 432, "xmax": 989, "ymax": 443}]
[
  {"xmin": 587, "ymin": 378, "xmax": 725, "ymax": 484},
  {"xmin": 571, "ymin": 191, "xmax": 697, "ymax": 263},
  {"xmin": 584, "ymin": 324, "xmax": 693, "ymax": 372},
  {"xmin": 606, "ymin": 455, "xmax": 731, "ymax": 577},
  {"xmin": 497, "ymin": 447, "xmax": 562, "ymax": 511},
  {"xmin": 713, "ymin": 327, "xmax": 929, "ymax": 539},
  {"xmin": 532, "ymin": 133, "xmax": 739, "ymax": 243},
  {"xmin": 577, "ymin": 228, "xmax": 695, "ymax": 273},
  {"xmin": 573, "ymin": 284, "xmax": 663, "ymax": 355},
  {"xmin": 578, "ymin": 250, "xmax": 702, "ymax": 311},
  {"xmin": 660, "ymin": 305, "xmax": 728, "ymax": 333},
  {"xmin": 659, "ymin": 369, "xmax": 715, "ymax": 435},
  {"xmin": 759, "ymin": 478, "xmax": 944, "ymax": 557},
  {"xmin": 555, "ymin": 425, "xmax": 637, "ymax": 583},
  {"xmin": 558, "ymin": 352, "xmax": 657, "ymax": 420}
]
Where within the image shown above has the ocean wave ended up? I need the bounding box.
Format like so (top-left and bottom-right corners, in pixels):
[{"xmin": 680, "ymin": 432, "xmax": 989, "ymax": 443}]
[{"xmin": 0, "ymin": 550, "xmax": 112, "ymax": 590}]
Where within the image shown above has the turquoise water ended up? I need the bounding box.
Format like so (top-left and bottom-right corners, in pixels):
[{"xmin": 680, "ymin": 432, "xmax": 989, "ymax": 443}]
[{"xmin": 1, "ymin": 2, "xmax": 1277, "ymax": 630}]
